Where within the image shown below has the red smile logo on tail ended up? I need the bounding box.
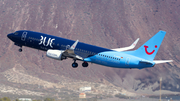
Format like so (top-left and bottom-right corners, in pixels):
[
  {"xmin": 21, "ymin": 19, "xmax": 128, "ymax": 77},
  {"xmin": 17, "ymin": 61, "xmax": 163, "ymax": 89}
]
[{"xmin": 144, "ymin": 45, "xmax": 157, "ymax": 55}]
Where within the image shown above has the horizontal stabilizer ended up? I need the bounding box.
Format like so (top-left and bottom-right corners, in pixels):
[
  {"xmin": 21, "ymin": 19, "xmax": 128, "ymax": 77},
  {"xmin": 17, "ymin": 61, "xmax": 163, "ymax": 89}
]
[
  {"xmin": 112, "ymin": 38, "xmax": 139, "ymax": 51},
  {"xmin": 153, "ymin": 60, "xmax": 173, "ymax": 64}
]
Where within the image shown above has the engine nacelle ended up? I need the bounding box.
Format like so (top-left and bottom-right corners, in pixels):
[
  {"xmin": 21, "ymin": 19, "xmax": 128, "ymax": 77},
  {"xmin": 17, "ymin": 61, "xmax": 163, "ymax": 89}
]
[{"xmin": 46, "ymin": 49, "xmax": 65, "ymax": 60}]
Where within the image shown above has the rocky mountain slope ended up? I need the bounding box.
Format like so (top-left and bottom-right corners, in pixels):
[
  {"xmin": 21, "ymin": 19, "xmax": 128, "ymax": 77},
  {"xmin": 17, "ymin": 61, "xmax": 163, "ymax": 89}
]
[{"xmin": 0, "ymin": 0, "xmax": 180, "ymax": 98}]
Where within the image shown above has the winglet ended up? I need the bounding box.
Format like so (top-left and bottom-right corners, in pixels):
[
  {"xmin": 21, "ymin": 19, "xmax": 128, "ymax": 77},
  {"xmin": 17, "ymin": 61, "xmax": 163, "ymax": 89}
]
[
  {"xmin": 70, "ymin": 40, "xmax": 79, "ymax": 50},
  {"xmin": 64, "ymin": 40, "xmax": 83, "ymax": 60},
  {"xmin": 112, "ymin": 38, "xmax": 139, "ymax": 51},
  {"xmin": 130, "ymin": 38, "xmax": 139, "ymax": 48}
]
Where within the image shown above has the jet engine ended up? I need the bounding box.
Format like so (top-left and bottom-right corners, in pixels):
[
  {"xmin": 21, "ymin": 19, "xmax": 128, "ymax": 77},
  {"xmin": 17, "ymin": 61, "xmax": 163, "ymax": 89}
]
[{"xmin": 46, "ymin": 49, "xmax": 65, "ymax": 60}]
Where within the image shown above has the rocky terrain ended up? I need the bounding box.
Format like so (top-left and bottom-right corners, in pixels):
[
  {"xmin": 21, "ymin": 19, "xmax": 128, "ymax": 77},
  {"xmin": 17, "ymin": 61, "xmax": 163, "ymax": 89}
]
[
  {"xmin": 0, "ymin": 65, "xmax": 134, "ymax": 99},
  {"xmin": 0, "ymin": 0, "xmax": 179, "ymax": 99}
]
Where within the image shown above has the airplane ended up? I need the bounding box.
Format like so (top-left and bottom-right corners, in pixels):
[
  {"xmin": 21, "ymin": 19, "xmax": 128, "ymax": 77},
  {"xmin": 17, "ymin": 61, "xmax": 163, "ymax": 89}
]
[{"xmin": 7, "ymin": 30, "xmax": 173, "ymax": 69}]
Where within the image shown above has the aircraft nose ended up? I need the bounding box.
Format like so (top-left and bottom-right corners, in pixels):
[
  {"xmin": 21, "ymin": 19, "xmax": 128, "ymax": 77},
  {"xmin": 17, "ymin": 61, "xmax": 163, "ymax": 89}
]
[{"xmin": 7, "ymin": 33, "xmax": 13, "ymax": 40}]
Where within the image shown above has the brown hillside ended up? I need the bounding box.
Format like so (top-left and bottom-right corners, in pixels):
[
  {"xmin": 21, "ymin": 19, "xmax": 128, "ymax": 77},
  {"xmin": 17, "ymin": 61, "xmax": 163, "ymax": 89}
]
[{"xmin": 0, "ymin": 0, "xmax": 179, "ymax": 97}]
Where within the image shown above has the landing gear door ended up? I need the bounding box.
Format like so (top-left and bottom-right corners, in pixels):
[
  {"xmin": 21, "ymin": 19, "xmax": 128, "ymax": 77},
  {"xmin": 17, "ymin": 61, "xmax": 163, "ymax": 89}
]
[{"xmin": 21, "ymin": 32, "xmax": 27, "ymax": 41}]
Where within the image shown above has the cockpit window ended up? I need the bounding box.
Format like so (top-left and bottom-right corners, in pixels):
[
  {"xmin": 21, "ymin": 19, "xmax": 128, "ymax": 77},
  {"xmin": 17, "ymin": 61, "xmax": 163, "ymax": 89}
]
[{"xmin": 14, "ymin": 32, "xmax": 18, "ymax": 35}]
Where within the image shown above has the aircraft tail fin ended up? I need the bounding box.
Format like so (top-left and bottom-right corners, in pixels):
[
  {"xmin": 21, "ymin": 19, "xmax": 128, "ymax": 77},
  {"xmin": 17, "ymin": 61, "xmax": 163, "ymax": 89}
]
[{"xmin": 132, "ymin": 30, "xmax": 166, "ymax": 61}]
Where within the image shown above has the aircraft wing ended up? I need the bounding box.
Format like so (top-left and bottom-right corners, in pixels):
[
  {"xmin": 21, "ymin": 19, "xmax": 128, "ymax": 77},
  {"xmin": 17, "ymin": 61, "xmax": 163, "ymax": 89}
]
[
  {"xmin": 112, "ymin": 38, "xmax": 139, "ymax": 51},
  {"xmin": 63, "ymin": 40, "xmax": 83, "ymax": 60}
]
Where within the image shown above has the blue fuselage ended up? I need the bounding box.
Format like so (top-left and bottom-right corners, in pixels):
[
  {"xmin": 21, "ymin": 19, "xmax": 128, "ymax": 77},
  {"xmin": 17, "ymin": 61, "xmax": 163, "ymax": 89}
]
[{"xmin": 7, "ymin": 30, "xmax": 154, "ymax": 69}]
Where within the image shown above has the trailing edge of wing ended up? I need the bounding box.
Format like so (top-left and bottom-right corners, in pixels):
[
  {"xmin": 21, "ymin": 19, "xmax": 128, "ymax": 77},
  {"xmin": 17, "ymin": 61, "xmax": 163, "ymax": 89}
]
[
  {"xmin": 112, "ymin": 38, "xmax": 139, "ymax": 51},
  {"xmin": 153, "ymin": 60, "xmax": 173, "ymax": 64},
  {"xmin": 69, "ymin": 54, "xmax": 83, "ymax": 60}
]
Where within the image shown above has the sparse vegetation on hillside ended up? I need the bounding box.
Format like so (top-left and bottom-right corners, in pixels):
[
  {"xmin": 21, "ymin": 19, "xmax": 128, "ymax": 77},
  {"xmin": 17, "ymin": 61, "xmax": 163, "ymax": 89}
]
[
  {"xmin": 44, "ymin": 98, "xmax": 55, "ymax": 101},
  {"xmin": 115, "ymin": 94, "xmax": 129, "ymax": 99},
  {"xmin": 0, "ymin": 97, "xmax": 11, "ymax": 101},
  {"xmin": 15, "ymin": 99, "xmax": 19, "ymax": 101}
]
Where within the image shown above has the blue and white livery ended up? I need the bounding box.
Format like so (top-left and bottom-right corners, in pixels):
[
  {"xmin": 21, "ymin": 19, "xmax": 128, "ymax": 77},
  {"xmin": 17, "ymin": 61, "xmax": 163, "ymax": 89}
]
[{"xmin": 7, "ymin": 30, "xmax": 173, "ymax": 69}]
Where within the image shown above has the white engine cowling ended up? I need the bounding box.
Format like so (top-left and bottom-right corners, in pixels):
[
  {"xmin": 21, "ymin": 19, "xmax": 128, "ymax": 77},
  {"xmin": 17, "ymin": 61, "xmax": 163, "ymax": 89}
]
[{"xmin": 46, "ymin": 49, "xmax": 65, "ymax": 60}]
